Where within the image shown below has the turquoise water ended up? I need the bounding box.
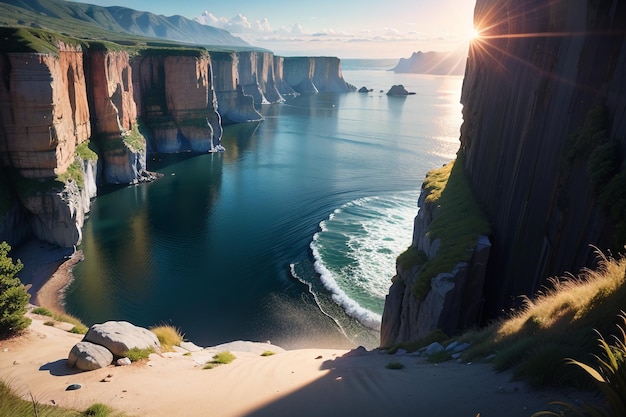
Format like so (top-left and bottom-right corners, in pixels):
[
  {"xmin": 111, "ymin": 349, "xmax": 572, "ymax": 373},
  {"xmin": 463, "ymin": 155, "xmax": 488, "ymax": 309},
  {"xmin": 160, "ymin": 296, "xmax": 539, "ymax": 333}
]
[{"xmin": 64, "ymin": 69, "xmax": 462, "ymax": 349}]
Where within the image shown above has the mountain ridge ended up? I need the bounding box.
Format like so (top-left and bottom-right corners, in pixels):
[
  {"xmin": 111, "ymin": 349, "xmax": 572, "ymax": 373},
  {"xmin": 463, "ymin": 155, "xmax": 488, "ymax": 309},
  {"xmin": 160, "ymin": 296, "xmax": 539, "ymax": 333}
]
[{"xmin": 0, "ymin": 0, "xmax": 251, "ymax": 48}]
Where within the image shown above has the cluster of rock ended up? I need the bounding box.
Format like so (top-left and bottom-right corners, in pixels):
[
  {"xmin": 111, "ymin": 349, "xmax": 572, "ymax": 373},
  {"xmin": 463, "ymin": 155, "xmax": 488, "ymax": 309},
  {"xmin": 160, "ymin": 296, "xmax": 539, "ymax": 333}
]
[
  {"xmin": 68, "ymin": 321, "xmax": 160, "ymax": 371},
  {"xmin": 382, "ymin": 341, "xmax": 472, "ymax": 362}
]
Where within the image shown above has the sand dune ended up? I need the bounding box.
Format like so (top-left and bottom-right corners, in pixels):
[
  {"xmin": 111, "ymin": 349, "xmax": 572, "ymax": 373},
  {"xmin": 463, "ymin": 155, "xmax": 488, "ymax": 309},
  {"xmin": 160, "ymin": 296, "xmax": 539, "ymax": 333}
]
[{"xmin": 0, "ymin": 315, "xmax": 588, "ymax": 417}]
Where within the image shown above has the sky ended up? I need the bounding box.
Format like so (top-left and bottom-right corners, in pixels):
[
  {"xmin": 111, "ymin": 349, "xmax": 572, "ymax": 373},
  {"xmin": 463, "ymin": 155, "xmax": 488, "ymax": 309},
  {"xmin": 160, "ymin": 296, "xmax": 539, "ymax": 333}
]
[{"xmin": 81, "ymin": 0, "xmax": 476, "ymax": 59}]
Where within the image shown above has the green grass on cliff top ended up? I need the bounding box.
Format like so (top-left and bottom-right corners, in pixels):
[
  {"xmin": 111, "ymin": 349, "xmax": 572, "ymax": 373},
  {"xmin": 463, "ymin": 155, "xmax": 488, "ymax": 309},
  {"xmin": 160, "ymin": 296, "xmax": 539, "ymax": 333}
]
[
  {"xmin": 0, "ymin": 27, "xmax": 81, "ymax": 54},
  {"xmin": 399, "ymin": 153, "xmax": 491, "ymax": 299}
]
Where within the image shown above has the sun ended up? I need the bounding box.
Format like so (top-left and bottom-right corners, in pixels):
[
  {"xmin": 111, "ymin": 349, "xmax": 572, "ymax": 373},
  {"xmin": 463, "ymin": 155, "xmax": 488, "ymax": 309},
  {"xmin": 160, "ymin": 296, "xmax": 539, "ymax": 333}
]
[{"xmin": 469, "ymin": 28, "xmax": 481, "ymax": 41}]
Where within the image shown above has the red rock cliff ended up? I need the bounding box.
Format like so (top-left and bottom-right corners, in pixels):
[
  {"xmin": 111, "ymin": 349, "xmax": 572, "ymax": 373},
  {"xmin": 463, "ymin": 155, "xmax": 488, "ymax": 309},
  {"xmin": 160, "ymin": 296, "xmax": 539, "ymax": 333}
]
[{"xmin": 0, "ymin": 44, "xmax": 90, "ymax": 178}]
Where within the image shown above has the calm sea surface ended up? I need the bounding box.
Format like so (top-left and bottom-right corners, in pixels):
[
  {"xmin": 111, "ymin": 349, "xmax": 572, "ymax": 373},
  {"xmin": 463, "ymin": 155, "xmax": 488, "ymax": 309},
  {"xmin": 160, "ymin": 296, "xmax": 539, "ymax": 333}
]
[{"xmin": 64, "ymin": 65, "xmax": 463, "ymax": 349}]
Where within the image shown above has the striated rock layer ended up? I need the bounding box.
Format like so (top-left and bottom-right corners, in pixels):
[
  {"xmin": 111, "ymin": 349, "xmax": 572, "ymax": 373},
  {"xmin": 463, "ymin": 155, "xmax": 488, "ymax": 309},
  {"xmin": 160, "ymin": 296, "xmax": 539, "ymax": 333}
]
[
  {"xmin": 284, "ymin": 57, "xmax": 355, "ymax": 94},
  {"xmin": 460, "ymin": 0, "xmax": 626, "ymax": 320}
]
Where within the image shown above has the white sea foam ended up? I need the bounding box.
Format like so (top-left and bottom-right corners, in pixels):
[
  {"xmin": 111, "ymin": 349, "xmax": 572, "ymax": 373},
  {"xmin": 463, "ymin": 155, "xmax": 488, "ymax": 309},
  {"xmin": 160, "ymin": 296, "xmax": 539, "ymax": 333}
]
[{"xmin": 309, "ymin": 193, "xmax": 418, "ymax": 330}]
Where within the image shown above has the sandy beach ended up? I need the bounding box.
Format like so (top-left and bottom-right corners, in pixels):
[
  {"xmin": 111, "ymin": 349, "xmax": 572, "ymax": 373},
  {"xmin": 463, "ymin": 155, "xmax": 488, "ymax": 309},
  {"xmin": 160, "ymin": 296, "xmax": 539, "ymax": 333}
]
[
  {"xmin": 0, "ymin": 242, "xmax": 591, "ymax": 416},
  {"xmin": 0, "ymin": 313, "xmax": 591, "ymax": 417}
]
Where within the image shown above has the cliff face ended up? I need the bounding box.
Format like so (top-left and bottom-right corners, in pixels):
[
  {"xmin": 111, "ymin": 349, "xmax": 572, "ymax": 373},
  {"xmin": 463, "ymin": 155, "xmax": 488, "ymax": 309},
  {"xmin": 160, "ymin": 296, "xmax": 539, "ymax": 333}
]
[
  {"xmin": 88, "ymin": 50, "xmax": 146, "ymax": 184},
  {"xmin": 0, "ymin": 44, "xmax": 90, "ymax": 178},
  {"xmin": 210, "ymin": 52, "xmax": 264, "ymax": 124},
  {"xmin": 284, "ymin": 57, "xmax": 355, "ymax": 94},
  {"xmin": 380, "ymin": 162, "xmax": 491, "ymax": 347},
  {"xmin": 0, "ymin": 29, "xmax": 357, "ymax": 251},
  {"xmin": 0, "ymin": 44, "xmax": 95, "ymax": 247},
  {"xmin": 460, "ymin": 0, "xmax": 626, "ymax": 319},
  {"xmin": 133, "ymin": 53, "xmax": 223, "ymax": 153},
  {"xmin": 381, "ymin": 0, "xmax": 626, "ymax": 346}
]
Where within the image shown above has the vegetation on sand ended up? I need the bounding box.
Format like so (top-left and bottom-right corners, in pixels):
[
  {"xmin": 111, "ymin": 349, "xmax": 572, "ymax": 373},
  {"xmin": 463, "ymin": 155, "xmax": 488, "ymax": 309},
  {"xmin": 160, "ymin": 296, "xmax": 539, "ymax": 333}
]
[
  {"xmin": 150, "ymin": 325, "xmax": 184, "ymax": 352},
  {"xmin": 124, "ymin": 347, "xmax": 155, "ymax": 362},
  {"xmin": 385, "ymin": 362, "xmax": 405, "ymax": 370},
  {"xmin": 0, "ymin": 242, "xmax": 31, "ymax": 337},
  {"xmin": 203, "ymin": 351, "xmax": 236, "ymax": 369},
  {"xmin": 30, "ymin": 306, "xmax": 88, "ymax": 334}
]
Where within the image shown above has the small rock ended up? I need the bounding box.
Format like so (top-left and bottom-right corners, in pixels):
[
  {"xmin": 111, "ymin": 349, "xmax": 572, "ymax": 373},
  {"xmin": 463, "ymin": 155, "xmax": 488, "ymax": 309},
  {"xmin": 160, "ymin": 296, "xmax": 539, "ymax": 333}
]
[
  {"xmin": 3, "ymin": 348, "xmax": 8, "ymax": 352},
  {"xmin": 451, "ymin": 352, "xmax": 462, "ymax": 359},
  {"xmin": 116, "ymin": 357, "xmax": 132, "ymax": 366},
  {"xmin": 484, "ymin": 354, "xmax": 497, "ymax": 362},
  {"xmin": 425, "ymin": 342, "xmax": 445, "ymax": 356},
  {"xmin": 101, "ymin": 377, "xmax": 112, "ymax": 383},
  {"xmin": 395, "ymin": 348, "xmax": 407, "ymax": 356},
  {"xmin": 179, "ymin": 341, "xmax": 203, "ymax": 352},
  {"xmin": 453, "ymin": 342, "xmax": 471, "ymax": 353},
  {"xmin": 65, "ymin": 383, "xmax": 82, "ymax": 391},
  {"xmin": 13, "ymin": 360, "xmax": 20, "ymax": 365},
  {"xmin": 315, "ymin": 355, "xmax": 323, "ymax": 359},
  {"xmin": 445, "ymin": 342, "xmax": 459, "ymax": 352}
]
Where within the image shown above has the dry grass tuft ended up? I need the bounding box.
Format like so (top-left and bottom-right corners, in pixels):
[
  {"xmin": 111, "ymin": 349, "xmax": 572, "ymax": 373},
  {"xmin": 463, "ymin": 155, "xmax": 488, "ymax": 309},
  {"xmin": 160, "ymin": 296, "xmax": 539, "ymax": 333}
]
[
  {"xmin": 150, "ymin": 325, "xmax": 184, "ymax": 352},
  {"xmin": 459, "ymin": 249, "xmax": 626, "ymax": 388}
]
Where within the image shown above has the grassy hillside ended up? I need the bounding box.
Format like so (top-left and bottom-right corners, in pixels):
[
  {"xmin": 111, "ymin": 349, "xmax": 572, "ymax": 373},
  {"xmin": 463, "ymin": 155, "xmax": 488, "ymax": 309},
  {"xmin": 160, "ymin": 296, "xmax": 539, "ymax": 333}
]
[
  {"xmin": 458, "ymin": 250, "xmax": 626, "ymax": 389},
  {"xmin": 0, "ymin": 0, "xmax": 259, "ymax": 51}
]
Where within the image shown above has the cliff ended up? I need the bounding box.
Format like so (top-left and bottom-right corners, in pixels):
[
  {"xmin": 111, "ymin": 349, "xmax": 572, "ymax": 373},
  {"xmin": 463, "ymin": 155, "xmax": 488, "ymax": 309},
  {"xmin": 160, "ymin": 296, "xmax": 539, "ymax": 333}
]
[
  {"xmin": 0, "ymin": 38, "xmax": 95, "ymax": 247},
  {"xmin": 283, "ymin": 57, "xmax": 355, "ymax": 94},
  {"xmin": 0, "ymin": 28, "xmax": 355, "ymax": 249},
  {"xmin": 391, "ymin": 48, "xmax": 467, "ymax": 76},
  {"xmin": 210, "ymin": 51, "xmax": 264, "ymax": 124},
  {"xmin": 382, "ymin": 0, "xmax": 626, "ymax": 346},
  {"xmin": 461, "ymin": 0, "xmax": 626, "ymax": 320},
  {"xmin": 380, "ymin": 159, "xmax": 491, "ymax": 347},
  {"xmin": 134, "ymin": 50, "xmax": 223, "ymax": 153}
]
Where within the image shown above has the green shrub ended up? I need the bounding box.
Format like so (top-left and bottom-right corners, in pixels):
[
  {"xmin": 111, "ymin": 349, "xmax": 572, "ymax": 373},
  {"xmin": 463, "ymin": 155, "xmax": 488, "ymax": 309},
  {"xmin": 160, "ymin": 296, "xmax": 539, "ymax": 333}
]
[
  {"xmin": 396, "ymin": 247, "xmax": 427, "ymax": 271},
  {"xmin": 0, "ymin": 242, "xmax": 31, "ymax": 336},
  {"xmin": 203, "ymin": 351, "xmax": 236, "ymax": 369},
  {"xmin": 385, "ymin": 362, "xmax": 405, "ymax": 370},
  {"xmin": 261, "ymin": 351, "xmax": 276, "ymax": 357},
  {"xmin": 124, "ymin": 347, "xmax": 155, "ymax": 362},
  {"xmin": 32, "ymin": 307, "xmax": 53, "ymax": 316}
]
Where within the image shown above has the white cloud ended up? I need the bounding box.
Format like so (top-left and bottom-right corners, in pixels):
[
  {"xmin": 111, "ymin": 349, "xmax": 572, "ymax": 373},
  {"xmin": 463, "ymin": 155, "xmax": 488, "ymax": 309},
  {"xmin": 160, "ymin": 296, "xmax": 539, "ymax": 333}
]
[
  {"xmin": 195, "ymin": 11, "xmax": 274, "ymax": 35},
  {"xmin": 193, "ymin": 11, "xmax": 469, "ymax": 58}
]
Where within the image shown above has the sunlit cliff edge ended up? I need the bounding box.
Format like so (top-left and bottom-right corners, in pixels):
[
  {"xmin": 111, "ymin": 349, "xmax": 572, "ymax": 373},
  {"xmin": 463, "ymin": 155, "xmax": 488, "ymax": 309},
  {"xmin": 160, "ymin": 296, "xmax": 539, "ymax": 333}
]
[
  {"xmin": 381, "ymin": 0, "xmax": 626, "ymax": 346},
  {"xmin": 0, "ymin": 28, "xmax": 354, "ymax": 249}
]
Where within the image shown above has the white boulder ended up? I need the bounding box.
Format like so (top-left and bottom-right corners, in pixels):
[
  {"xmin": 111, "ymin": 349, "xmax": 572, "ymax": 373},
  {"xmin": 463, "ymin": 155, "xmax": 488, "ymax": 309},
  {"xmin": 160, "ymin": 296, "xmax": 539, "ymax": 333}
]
[
  {"xmin": 83, "ymin": 321, "xmax": 160, "ymax": 357},
  {"xmin": 68, "ymin": 341, "xmax": 113, "ymax": 371}
]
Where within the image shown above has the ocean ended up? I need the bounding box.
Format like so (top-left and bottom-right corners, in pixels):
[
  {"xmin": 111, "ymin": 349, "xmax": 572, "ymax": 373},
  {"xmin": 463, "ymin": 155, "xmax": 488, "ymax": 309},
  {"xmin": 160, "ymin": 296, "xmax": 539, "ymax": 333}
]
[{"xmin": 64, "ymin": 62, "xmax": 463, "ymax": 349}]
